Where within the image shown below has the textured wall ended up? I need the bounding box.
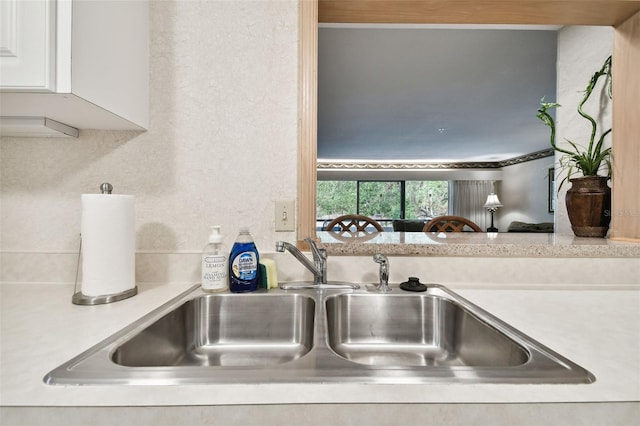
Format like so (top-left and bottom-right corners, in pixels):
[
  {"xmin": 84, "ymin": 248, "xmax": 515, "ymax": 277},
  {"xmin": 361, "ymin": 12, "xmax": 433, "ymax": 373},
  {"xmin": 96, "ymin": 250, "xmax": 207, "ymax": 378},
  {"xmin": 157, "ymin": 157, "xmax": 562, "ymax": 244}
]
[
  {"xmin": 0, "ymin": 0, "xmax": 299, "ymax": 254},
  {"xmin": 556, "ymin": 26, "xmax": 613, "ymax": 235}
]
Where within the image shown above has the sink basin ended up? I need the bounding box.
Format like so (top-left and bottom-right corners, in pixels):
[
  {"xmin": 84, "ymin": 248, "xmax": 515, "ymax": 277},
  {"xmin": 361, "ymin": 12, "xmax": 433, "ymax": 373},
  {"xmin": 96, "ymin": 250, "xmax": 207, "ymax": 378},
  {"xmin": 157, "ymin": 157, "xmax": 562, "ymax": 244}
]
[
  {"xmin": 44, "ymin": 284, "xmax": 594, "ymax": 385},
  {"xmin": 325, "ymin": 293, "xmax": 528, "ymax": 367},
  {"xmin": 112, "ymin": 294, "xmax": 315, "ymax": 367}
]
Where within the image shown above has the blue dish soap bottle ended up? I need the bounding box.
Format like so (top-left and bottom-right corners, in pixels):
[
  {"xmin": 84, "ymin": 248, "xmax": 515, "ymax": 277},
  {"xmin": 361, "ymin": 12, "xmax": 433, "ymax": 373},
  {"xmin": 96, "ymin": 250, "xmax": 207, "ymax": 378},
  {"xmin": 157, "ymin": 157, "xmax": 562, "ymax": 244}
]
[{"xmin": 229, "ymin": 227, "xmax": 259, "ymax": 293}]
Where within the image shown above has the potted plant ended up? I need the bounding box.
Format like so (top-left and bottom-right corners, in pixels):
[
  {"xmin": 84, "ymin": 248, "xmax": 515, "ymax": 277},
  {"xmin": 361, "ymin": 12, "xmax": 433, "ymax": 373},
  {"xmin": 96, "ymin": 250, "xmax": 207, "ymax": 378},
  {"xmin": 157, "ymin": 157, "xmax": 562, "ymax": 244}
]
[{"xmin": 537, "ymin": 55, "xmax": 612, "ymax": 238}]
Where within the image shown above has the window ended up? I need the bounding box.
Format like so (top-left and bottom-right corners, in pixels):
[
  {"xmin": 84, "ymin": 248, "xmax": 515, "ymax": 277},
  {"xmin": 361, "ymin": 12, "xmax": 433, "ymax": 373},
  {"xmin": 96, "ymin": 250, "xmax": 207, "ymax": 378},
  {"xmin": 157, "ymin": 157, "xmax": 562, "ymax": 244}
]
[
  {"xmin": 317, "ymin": 180, "xmax": 449, "ymax": 229},
  {"xmin": 316, "ymin": 181, "xmax": 357, "ymax": 218},
  {"xmin": 405, "ymin": 181, "xmax": 449, "ymax": 218},
  {"xmin": 357, "ymin": 181, "xmax": 401, "ymax": 219}
]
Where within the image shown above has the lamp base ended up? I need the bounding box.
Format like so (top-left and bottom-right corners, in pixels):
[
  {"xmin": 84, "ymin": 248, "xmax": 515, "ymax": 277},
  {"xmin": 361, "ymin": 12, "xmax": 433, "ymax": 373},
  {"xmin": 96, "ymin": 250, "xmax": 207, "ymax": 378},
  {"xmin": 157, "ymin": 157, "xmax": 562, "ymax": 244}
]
[{"xmin": 486, "ymin": 226, "xmax": 498, "ymax": 232}]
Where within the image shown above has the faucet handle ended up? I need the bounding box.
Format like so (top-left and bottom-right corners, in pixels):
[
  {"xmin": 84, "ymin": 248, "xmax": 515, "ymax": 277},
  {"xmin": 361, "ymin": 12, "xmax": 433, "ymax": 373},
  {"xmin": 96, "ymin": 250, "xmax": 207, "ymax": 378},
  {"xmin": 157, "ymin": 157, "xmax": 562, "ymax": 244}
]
[
  {"xmin": 318, "ymin": 247, "xmax": 327, "ymax": 259},
  {"xmin": 304, "ymin": 238, "xmax": 323, "ymax": 260}
]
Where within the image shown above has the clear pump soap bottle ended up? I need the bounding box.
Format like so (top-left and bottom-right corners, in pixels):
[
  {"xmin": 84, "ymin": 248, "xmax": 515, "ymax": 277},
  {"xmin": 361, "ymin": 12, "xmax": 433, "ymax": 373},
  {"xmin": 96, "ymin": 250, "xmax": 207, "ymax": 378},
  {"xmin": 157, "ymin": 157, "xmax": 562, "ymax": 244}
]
[{"xmin": 201, "ymin": 226, "xmax": 229, "ymax": 292}]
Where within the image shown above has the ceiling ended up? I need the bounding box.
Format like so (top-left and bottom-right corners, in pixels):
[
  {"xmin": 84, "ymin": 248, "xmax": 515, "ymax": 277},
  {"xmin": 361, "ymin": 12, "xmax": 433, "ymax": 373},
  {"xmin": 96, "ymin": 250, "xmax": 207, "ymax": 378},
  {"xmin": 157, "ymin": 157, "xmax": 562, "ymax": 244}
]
[{"xmin": 317, "ymin": 26, "xmax": 558, "ymax": 163}]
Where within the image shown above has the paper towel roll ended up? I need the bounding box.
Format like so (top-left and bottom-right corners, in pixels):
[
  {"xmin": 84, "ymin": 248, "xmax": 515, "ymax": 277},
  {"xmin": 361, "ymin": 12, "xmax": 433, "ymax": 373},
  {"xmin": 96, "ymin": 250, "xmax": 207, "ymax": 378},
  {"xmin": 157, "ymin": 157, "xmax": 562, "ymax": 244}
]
[{"xmin": 81, "ymin": 194, "xmax": 135, "ymax": 297}]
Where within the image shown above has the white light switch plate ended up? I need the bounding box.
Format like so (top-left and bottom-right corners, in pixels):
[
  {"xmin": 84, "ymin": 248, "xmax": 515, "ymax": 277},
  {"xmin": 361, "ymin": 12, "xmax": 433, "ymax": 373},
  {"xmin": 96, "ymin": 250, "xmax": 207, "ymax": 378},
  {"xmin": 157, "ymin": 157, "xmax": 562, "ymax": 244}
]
[{"xmin": 275, "ymin": 200, "xmax": 295, "ymax": 232}]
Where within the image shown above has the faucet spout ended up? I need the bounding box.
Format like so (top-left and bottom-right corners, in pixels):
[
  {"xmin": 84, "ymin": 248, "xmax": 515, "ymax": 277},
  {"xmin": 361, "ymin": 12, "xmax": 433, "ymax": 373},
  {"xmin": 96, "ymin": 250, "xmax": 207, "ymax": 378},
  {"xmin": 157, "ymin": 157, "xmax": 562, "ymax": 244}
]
[{"xmin": 275, "ymin": 240, "xmax": 325, "ymax": 284}]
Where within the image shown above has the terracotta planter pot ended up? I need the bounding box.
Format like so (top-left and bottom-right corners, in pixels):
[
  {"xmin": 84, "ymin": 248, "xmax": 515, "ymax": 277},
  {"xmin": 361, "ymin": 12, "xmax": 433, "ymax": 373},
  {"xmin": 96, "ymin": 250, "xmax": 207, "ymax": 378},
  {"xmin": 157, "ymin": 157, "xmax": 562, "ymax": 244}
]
[{"xmin": 565, "ymin": 176, "xmax": 611, "ymax": 238}]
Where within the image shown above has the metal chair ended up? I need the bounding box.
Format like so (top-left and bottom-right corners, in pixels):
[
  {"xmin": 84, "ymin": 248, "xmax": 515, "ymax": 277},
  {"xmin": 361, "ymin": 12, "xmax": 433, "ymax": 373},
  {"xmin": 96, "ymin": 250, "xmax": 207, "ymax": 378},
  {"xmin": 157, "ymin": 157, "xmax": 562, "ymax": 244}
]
[
  {"xmin": 325, "ymin": 214, "xmax": 384, "ymax": 233},
  {"xmin": 422, "ymin": 215, "xmax": 482, "ymax": 232}
]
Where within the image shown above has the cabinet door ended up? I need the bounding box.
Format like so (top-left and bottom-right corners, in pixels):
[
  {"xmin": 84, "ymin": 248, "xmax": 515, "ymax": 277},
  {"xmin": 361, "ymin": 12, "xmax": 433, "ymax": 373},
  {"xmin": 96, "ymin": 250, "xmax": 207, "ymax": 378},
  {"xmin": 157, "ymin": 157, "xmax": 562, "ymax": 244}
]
[{"xmin": 0, "ymin": 0, "xmax": 55, "ymax": 91}]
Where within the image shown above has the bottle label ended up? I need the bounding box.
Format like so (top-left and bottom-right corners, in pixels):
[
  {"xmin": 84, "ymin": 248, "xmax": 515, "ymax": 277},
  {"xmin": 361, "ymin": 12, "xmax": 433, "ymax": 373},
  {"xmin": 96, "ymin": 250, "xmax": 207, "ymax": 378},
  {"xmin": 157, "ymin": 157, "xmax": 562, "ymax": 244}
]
[
  {"xmin": 202, "ymin": 254, "xmax": 228, "ymax": 290},
  {"xmin": 231, "ymin": 251, "xmax": 257, "ymax": 280}
]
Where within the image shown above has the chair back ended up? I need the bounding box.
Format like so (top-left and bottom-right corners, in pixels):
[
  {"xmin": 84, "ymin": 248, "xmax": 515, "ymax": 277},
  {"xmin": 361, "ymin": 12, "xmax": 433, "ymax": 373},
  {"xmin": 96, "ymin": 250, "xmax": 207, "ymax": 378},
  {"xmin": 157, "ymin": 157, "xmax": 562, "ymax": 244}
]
[
  {"xmin": 325, "ymin": 214, "xmax": 384, "ymax": 233},
  {"xmin": 423, "ymin": 215, "xmax": 482, "ymax": 232}
]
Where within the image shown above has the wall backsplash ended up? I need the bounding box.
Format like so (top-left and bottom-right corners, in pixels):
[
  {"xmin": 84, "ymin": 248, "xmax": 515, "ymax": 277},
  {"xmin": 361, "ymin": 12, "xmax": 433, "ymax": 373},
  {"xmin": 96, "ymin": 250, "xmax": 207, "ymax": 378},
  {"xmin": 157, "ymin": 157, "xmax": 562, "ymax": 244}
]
[{"xmin": 0, "ymin": 0, "xmax": 299, "ymax": 255}]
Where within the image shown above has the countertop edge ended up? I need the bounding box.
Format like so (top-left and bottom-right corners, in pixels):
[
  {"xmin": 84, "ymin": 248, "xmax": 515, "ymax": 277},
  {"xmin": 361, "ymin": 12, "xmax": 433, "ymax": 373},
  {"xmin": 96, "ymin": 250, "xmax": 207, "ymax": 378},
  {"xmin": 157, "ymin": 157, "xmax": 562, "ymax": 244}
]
[{"xmin": 317, "ymin": 232, "xmax": 640, "ymax": 257}]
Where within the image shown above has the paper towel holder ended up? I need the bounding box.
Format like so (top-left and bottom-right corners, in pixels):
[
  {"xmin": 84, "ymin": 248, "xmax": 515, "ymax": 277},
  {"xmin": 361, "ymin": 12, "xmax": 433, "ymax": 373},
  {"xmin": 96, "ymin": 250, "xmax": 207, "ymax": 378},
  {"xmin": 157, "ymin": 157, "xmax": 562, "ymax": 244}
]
[{"xmin": 72, "ymin": 182, "xmax": 138, "ymax": 305}]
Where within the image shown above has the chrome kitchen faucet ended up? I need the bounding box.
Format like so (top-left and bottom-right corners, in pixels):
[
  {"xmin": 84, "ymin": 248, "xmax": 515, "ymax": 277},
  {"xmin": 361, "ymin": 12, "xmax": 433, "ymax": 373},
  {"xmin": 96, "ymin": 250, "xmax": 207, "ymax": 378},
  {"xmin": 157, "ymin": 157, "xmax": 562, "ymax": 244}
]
[{"xmin": 275, "ymin": 238, "xmax": 359, "ymax": 290}]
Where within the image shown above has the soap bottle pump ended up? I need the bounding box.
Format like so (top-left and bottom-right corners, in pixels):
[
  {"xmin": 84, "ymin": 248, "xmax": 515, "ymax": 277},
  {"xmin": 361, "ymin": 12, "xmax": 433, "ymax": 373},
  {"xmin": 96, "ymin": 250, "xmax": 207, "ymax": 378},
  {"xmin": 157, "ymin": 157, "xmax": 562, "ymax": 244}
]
[
  {"xmin": 229, "ymin": 227, "xmax": 260, "ymax": 293},
  {"xmin": 201, "ymin": 226, "xmax": 229, "ymax": 292}
]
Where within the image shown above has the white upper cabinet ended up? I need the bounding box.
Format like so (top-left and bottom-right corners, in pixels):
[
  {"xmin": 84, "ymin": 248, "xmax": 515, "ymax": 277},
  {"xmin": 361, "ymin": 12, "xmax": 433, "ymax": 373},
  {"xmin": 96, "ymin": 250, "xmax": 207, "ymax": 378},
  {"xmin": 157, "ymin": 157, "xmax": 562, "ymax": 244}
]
[
  {"xmin": 0, "ymin": 0, "xmax": 148, "ymax": 135},
  {"xmin": 0, "ymin": 0, "xmax": 57, "ymax": 90}
]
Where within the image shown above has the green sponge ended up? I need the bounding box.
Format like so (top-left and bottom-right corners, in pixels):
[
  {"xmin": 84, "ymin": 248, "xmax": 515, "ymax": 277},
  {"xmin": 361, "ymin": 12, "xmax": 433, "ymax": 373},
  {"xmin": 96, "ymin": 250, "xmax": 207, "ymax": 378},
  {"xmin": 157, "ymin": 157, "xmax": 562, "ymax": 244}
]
[
  {"xmin": 259, "ymin": 259, "xmax": 279, "ymax": 289},
  {"xmin": 258, "ymin": 263, "xmax": 268, "ymax": 289}
]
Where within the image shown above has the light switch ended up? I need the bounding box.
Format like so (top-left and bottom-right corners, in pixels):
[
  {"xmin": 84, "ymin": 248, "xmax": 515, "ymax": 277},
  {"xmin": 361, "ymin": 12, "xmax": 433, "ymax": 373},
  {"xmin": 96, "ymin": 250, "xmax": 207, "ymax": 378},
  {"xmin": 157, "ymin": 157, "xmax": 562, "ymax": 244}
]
[{"xmin": 275, "ymin": 200, "xmax": 295, "ymax": 232}]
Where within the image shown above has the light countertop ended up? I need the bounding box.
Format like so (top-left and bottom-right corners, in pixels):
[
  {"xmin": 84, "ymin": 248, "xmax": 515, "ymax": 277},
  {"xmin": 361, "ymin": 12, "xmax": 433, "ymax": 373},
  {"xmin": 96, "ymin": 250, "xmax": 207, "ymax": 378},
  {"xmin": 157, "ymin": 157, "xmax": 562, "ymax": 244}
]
[{"xmin": 1, "ymin": 282, "xmax": 639, "ymax": 407}]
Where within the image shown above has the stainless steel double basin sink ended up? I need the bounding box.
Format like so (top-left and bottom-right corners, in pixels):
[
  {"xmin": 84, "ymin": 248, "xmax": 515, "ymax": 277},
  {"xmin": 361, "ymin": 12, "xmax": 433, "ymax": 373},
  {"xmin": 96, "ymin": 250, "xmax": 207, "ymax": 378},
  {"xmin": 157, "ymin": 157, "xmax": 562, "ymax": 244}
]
[{"xmin": 45, "ymin": 284, "xmax": 594, "ymax": 385}]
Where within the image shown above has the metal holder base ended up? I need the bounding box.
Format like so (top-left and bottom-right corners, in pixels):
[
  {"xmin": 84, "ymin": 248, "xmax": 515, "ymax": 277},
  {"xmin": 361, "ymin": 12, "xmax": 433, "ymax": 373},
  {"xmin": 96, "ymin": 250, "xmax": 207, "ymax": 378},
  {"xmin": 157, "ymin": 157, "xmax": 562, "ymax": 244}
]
[
  {"xmin": 72, "ymin": 286, "xmax": 138, "ymax": 306},
  {"xmin": 72, "ymin": 228, "xmax": 138, "ymax": 306}
]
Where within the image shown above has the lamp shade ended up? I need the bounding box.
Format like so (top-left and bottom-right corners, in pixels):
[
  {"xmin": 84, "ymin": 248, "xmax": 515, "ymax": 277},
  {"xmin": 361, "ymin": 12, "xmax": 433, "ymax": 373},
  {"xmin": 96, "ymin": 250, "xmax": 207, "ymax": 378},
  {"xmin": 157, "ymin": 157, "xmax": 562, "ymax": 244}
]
[{"xmin": 483, "ymin": 193, "xmax": 503, "ymax": 209}]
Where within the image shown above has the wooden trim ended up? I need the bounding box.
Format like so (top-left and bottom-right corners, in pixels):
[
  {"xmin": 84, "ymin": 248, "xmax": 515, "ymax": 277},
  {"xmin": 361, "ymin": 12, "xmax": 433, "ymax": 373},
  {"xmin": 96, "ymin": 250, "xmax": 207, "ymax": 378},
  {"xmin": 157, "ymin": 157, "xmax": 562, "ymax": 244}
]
[
  {"xmin": 319, "ymin": 0, "xmax": 640, "ymax": 26},
  {"xmin": 611, "ymin": 10, "xmax": 640, "ymax": 242},
  {"xmin": 297, "ymin": 0, "xmax": 318, "ymax": 244}
]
